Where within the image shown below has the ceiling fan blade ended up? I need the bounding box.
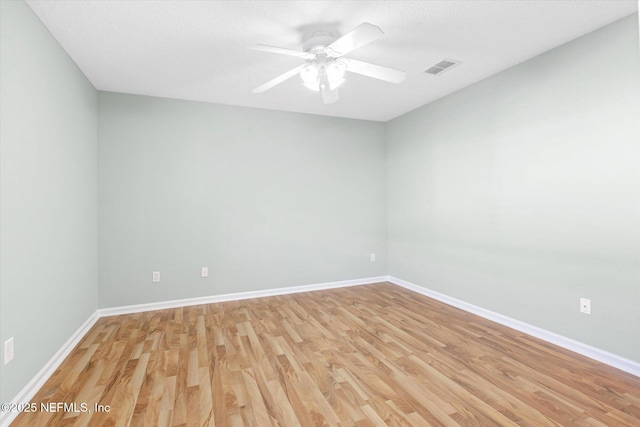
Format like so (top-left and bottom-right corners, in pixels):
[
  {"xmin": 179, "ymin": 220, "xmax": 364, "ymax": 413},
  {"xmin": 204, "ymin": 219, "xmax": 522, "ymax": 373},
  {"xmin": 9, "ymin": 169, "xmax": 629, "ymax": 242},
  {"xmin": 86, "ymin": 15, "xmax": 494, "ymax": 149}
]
[
  {"xmin": 321, "ymin": 87, "xmax": 339, "ymax": 104},
  {"xmin": 319, "ymin": 71, "xmax": 339, "ymax": 104},
  {"xmin": 328, "ymin": 22, "xmax": 384, "ymax": 56},
  {"xmin": 346, "ymin": 59, "xmax": 406, "ymax": 84},
  {"xmin": 247, "ymin": 44, "xmax": 313, "ymax": 59},
  {"xmin": 252, "ymin": 64, "xmax": 305, "ymax": 93}
]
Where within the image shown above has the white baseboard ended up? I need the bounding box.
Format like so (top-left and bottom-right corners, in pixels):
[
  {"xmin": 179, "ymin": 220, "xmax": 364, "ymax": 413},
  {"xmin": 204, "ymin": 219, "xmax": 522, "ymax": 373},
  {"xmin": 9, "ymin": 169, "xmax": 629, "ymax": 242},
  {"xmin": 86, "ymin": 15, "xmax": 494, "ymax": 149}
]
[
  {"xmin": 98, "ymin": 276, "xmax": 388, "ymax": 317},
  {"xmin": 388, "ymin": 276, "xmax": 640, "ymax": 378},
  {"xmin": 0, "ymin": 311, "xmax": 101, "ymax": 427}
]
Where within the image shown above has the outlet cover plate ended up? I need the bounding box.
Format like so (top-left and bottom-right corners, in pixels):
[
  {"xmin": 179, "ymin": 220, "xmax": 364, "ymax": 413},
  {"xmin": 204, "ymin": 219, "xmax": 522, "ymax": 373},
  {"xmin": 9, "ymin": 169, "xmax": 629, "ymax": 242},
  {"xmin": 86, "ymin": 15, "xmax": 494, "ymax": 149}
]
[{"xmin": 4, "ymin": 337, "xmax": 14, "ymax": 365}]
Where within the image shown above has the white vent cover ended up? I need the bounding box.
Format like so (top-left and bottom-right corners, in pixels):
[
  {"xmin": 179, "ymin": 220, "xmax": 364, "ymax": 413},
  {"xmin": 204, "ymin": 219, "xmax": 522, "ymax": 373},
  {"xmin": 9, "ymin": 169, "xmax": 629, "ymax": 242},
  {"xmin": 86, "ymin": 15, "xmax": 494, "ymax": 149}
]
[{"xmin": 424, "ymin": 59, "xmax": 461, "ymax": 75}]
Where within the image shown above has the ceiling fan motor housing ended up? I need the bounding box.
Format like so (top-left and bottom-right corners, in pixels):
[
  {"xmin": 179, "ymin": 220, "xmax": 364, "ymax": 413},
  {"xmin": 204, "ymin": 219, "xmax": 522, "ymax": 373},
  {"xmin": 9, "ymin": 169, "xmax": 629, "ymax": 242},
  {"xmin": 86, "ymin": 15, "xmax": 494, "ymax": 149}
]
[{"xmin": 303, "ymin": 31, "xmax": 338, "ymax": 54}]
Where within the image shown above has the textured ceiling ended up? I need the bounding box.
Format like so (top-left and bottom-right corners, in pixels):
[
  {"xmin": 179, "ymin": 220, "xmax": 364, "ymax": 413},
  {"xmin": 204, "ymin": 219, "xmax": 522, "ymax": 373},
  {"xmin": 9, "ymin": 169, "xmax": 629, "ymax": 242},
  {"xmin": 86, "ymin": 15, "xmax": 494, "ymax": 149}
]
[{"xmin": 25, "ymin": 1, "xmax": 638, "ymax": 122}]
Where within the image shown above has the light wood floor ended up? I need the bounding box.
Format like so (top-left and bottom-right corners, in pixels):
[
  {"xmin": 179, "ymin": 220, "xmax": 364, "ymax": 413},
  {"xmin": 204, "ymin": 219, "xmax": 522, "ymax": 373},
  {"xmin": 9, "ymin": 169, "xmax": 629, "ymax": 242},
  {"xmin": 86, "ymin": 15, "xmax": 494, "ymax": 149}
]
[{"xmin": 11, "ymin": 282, "xmax": 640, "ymax": 426}]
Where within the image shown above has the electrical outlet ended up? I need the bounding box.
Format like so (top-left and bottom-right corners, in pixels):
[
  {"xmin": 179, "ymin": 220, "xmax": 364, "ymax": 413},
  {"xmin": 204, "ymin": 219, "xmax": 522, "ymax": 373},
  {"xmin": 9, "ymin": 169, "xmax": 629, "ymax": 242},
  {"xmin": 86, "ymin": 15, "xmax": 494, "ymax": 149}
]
[
  {"xmin": 580, "ymin": 298, "xmax": 591, "ymax": 315},
  {"xmin": 4, "ymin": 337, "xmax": 14, "ymax": 365},
  {"xmin": 201, "ymin": 267, "xmax": 208, "ymax": 278},
  {"xmin": 370, "ymin": 253, "xmax": 376, "ymax": 262},
  {"xmin": 152, "ymin": 271, "xmax": 160, "ymax": 283}
]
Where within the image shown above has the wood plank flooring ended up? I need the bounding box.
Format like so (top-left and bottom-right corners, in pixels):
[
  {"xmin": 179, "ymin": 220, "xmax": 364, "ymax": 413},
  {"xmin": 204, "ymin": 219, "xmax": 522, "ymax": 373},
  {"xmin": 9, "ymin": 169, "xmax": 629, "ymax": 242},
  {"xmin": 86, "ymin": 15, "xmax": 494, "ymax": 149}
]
[{"xmin": 11, "ymin": 282, "xmax": 640, "ymax": 426}]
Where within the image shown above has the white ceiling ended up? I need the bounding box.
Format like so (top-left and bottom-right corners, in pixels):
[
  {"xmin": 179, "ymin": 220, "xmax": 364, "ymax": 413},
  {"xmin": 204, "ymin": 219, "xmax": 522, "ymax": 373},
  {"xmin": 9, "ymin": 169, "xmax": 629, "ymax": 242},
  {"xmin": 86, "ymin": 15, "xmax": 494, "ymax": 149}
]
[{"xmin": 25, "ymin": 1, "xmax": 638, "ymax": 122}]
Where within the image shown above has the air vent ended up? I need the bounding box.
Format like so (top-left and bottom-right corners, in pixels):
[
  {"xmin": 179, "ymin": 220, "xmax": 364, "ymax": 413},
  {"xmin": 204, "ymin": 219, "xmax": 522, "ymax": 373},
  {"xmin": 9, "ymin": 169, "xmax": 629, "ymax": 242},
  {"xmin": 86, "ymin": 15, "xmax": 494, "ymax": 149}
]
[{"xmin": 424, "ymin": 59, "xmax": 461, "ymax": 75}]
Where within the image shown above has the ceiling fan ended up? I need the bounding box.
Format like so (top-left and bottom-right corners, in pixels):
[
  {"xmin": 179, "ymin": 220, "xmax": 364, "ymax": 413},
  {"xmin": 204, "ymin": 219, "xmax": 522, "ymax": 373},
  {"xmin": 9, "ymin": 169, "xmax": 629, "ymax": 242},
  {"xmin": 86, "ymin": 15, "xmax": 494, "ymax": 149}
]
[{"xmin": 247, "ymin": 23, "xmax": 406, "ymax": 104}]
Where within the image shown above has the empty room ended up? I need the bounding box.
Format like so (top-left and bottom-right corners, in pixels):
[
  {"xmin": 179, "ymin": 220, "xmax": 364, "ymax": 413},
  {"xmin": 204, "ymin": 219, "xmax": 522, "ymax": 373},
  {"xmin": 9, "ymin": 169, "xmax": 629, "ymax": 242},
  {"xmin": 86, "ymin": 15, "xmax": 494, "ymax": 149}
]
[{"xmin": 1, "ymin": 0, "xmax": 639, "ymax": 426}]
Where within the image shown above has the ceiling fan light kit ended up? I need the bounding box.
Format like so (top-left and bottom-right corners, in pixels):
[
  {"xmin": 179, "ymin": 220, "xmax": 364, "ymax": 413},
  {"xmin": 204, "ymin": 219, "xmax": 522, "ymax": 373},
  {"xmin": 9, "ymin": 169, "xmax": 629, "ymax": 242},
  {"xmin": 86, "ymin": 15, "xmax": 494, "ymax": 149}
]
[
  {"xmin": 300, "ymin": 57, "xmax": 347, "ymax": 92},
  {"xmin": 248, "ymin": 22, "xmax": 406, "ymax": 104}
]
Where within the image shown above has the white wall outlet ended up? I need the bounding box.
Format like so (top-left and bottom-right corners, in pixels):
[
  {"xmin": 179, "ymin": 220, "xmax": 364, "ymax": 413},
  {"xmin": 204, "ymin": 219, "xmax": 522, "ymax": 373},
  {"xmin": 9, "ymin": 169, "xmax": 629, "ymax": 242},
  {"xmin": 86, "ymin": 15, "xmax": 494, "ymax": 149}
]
[
  {"xmin": 152, "ymin": 271, "xmax": 160, "ymax": 283},
  {"xmin": 370, "ymin": 253, "xmax": 376, "ymax": 262},
  {"xmin": 4, "ymin": 337, "xmax": 14, "ymax": 365},
  {"xmin": 201, "ymin": 267, "xmax": 208, "ymax": 278},
  {"xmin": 580, "ymin": 298, "xmax": 591, "ymax": 315}
]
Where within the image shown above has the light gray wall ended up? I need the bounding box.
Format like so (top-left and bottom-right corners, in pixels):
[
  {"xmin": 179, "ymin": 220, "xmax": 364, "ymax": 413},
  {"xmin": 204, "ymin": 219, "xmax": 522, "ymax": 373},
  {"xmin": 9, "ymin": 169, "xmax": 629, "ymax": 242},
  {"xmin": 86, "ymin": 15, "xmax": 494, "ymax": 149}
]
[
  {"xmin": 387, "ymin": 14, "xmax": 640, "ymax": 362},
  {"xmin": 0, "ymin": 0, "xmax": 98, "ymax": 402},
  {"xmin": 98, "ymin": 93, "xmax": 386, "ymax": 307},
  {"xmin": 1, "ymin": 0, "xmax": 637, "ymax": 406}
]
